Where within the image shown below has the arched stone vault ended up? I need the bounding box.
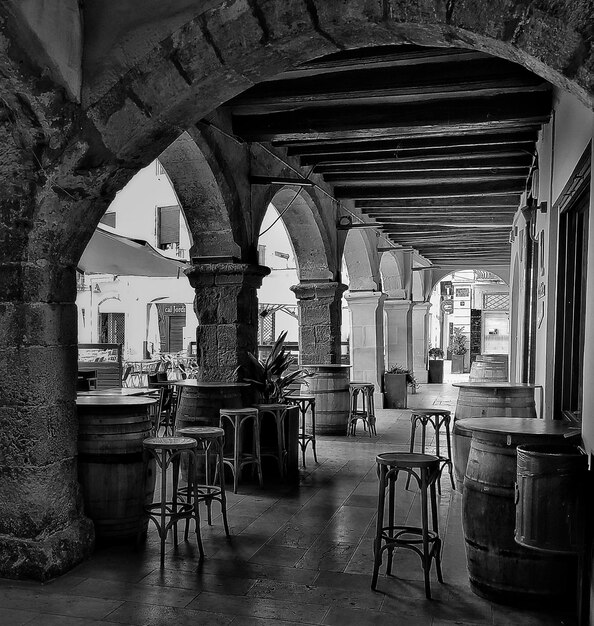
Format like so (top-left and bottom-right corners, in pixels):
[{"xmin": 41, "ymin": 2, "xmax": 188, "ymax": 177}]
[
  {"xmin": 1, "ymin": 0, "xmax": 594, "ymax": 581},
  {"xmin": 265, "ymin": 186, "xmax": 335, "ymax": 282}
]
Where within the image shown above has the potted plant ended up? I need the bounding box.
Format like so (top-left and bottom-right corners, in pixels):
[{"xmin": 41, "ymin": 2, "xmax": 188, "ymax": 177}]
[
  {"xmin": 450, "ymin": 327, "xmax": 467, "ymax": 374},
  {"xmin": 383, "ymin": 364, "xmax": 419, "ymax": 409},
  {"xmin": 243, "ymin": 331, "xmax": 310, "ymax": 403},
  {"xmin": 427, "ymin": 347, "xmax": 445, "ymax": 384}
]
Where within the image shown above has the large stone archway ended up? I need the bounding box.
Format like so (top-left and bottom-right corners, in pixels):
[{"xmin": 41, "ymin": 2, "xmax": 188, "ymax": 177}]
[{"xmin": 1, "ymin": 1, "xmax": 594, "ymax": 581}]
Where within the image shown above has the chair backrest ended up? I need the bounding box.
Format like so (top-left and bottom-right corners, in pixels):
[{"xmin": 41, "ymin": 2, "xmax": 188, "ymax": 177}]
[
  {"xmin": 122, "ymin": 364, "xmax": 133, "ymax": 385},
  {"xmin": 76, "ymin": 377, "xmax": 91, "ymax": 392},
  {"xmin": 147, "ymin": 373, "xmax": 159, "ymax": 386}
]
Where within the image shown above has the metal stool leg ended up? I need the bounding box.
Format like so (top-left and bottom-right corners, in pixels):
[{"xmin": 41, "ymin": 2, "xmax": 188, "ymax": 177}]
[{"xmin": 371, "ymin": 464, "xmax": 387, "ymax": 590}]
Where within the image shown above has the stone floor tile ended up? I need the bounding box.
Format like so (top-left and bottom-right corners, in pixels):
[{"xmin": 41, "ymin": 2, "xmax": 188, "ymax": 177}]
[
  {"xmin": 249, "ymin": 544, "xmax": 309, "ymax": 567},
  {"xmin": 186, "ymin": 591, "xmax": 328, "ymax": 623},
  {"xmin": 229, "ymin": 617, "xmax": 307, "ymax": 626},
  {"xmin": 68, "ymin": 577, "xmax": 198, "ymax": 607},
  {"xmin": 295, "ymin": 539, "xmax": 357, "ymax": 571},
  {"xmin": 0, "ymin": 586, "xmax": 124, "ymax": 620},
  {"xmin": 23, "ymin": 616, "xmax": 121, "ymax": 626},
  {"xmin": 247, "ymin": 578, "xmax": 383, "ymax": 611},
  {"xmin": 137, "ymin": 567, "xmax": 257, "ymax": 595},
  {"xmin": 103, "ymin": 601, "xmax": 233, "ymax": 625},
  {"xmin": 0, "ymin": 607, "xmax": 39, "ymax": 625},
  {"xmin": 322, "ymin": 605, "xmax": 431, "ymax": 625}
]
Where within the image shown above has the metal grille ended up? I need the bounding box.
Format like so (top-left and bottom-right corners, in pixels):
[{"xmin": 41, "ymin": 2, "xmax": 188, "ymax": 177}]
[
  {"xmin": 258, "ymin": 308, "xmax": 275, "ymax": 344},
  {"xmin": 483, "ymin": 293, "xmax": 509, "ymax": 310},
  {"xmin": 100, "ymin": 313, "xmax": 125, "ymax": 345}
]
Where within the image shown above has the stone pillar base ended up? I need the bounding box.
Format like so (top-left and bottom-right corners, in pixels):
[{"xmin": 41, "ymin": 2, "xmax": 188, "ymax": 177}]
[{"xmin": 0, "ymin": 516, "xmax": 95, "ymax": 581}]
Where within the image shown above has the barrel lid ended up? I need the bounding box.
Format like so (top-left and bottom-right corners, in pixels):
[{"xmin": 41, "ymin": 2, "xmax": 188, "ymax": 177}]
[
  {"xmin": 455, "ymin": 418, "xmax": 570, "ymax": 437},
  {"xmin": 76, "ymin": 396, "xmax": 158, "ymax": 406},
  {"xmin": 453, "ymin": 382, "xmax": 535, "ymax": 389}
]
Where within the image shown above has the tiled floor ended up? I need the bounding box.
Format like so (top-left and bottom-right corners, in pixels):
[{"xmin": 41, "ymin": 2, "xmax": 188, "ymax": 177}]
[{"xmin": 0, "ymin": 371, "xmax": 578, "ymax": 625}]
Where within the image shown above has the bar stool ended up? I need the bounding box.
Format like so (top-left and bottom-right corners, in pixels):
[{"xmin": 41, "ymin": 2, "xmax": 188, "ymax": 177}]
[
  {"xmin": 285, "ymin": 395, "xmax": 317, "ymax": 467},
  {"xmin": 176, "ymin": 426, "xmax": 230, "ymax": 537},
  {"xmin": 371, "ymin": 452, "xmax": 443, "ymax": 599},
  {"xmin": 219, "ymin": 408, "xmax": 263, "ymax": 494},
  {"xmin": 348, "ymin": 382, "xmax": 377, "ymax": 436},
  {"xmin": 406, "ymin": 408, "xmax": 454, "ymax": 494},
  {"xmin": 139, "ymin": 436, "xmax": 204, "ymax": 567},
  {"xmin": 253, "ymin": 403, "xmax": 290, "ymax": 479}
]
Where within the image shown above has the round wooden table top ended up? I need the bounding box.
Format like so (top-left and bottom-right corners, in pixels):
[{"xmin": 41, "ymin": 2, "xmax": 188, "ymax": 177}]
[
  {"xmin": 453, "ymin": 382, "xmax": 536, "ymax": 389},
  {"xmin": 456, "ymin": 417, "xmax": 570, "ymax": 437},
  {"xmin": 301, "ymin": 364, "xmax": 351, "ymax": 369},
  {"xmin": 76, "ymin": 395, "xmax": 158, "ymax": 407},
  {"xmin": 171, "ymin": 380, "xmax": 249, "ymax": 388}
]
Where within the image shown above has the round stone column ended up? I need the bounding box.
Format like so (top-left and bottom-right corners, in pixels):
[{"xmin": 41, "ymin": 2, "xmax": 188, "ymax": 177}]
[
  {"xmin": 412, "ymin": 302, "xmax": 432, "ymax": 384},
  {"xmin": 290, "ymin": 281, "xmax": 348, "ymax": 365},
  {"xmin": 185, "ymin": 261, "xmax": 270, "ymax": 382},
  {"xmin": 345, "ymin": 291, "xmax": 386, "ymax": 407},
  {"xmin": 384, "ymin": 299, "xmax": 413, "ymax": 371},
  {"xmin": 0, "ymin": 261, "xmax": 95, "ymax": 580}
]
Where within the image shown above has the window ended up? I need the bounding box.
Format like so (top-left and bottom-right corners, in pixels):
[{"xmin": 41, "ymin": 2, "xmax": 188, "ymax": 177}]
[
  {"xmin": 483, "ymin": 293, "xmax": 510, "ymax": 310},
  {"xmin": 100, "ymin": 212, "xmax": 116, "ymax": 228},
  {"xmin": 99, "ymin": 313, "xmax": 125, "ymax": 345},
  {"xmin": 157, "ymin": 205, "xmax": 180, "ymax": 250},
  {"xmin": 554, "ymin": 149, "xmax": 590, "ymax": 424}
]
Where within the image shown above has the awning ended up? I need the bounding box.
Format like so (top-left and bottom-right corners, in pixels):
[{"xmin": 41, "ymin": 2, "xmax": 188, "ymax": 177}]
[{"xmin": 78, "ymin": 225, "xmax": 187, "ymax": 277}]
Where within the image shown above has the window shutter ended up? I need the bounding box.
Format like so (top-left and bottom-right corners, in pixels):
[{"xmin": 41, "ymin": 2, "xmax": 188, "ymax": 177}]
[{"xmin": 158, "ymin": 206, "xmax": 180, "ymax": 247}]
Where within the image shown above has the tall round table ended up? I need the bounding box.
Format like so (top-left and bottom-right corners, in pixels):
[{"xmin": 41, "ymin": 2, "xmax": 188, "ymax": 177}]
[
  {"xmin": 458, "ymin": 417, "xmax": 577, "ymax": 606},
  {"xmin": 76, "ymin": 395, "xmax": 159, "ymax": 542}
]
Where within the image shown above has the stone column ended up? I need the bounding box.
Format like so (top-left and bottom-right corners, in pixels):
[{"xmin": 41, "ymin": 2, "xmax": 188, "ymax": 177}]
[
  {"xmin": 345, "ymin": 291, "xmax": 386, "ymax": 406},
  {"xmin": 384, "ymin": 299, "xmax": 413, "ymax": 371},
  {"xmin": 185, "ymin": 262, "xmax": 270, "ymax": 381},
  {"xmin": 0, "ymin": 261, "xmax": 95, "ymax": 580},
  {"xmin": 412, "ymin": 302, "xmax": 432, "ymax": 384},
  {"xmin": 290, "ymin": 282, "xmax": 348, "ymax": 365}
]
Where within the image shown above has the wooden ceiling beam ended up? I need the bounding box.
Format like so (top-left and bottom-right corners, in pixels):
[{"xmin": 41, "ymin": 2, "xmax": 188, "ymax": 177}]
[
  {"xmin": 233, "ymin": 93, "xmax": 551, "ymax": 142},
  {"xmin": 335, "ymin": 181, "xmax": 525, "ymax": 199},
  {"xmin": 314, "ymin": 155, "xmax": 532, "ymax": 174},
  {"xmin": 324, "ymin": 170, "xmax": 528, "ymax": 184},
  {"xmin": 373, "ymin": 216, "xmax": 513, "ymax": 226},
  {"xmin": 356, "ymin": 195, "xmax": 520, "ymax": 209},
  {"xmin": 284, "ymin": 131, "xmax": 538, "ymax": 156}
]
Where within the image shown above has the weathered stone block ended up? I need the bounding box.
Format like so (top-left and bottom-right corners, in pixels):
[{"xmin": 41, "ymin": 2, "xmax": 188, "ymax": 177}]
[
  {"xmin": 0, "ymin": 516, "xmax": 94, "ymax": 581},
  {"xmin": 0, "ymin": 302, "xmax": 77, "ymax": 348},
  {"xmin": 0, "ymin": 458, "xmax": 83, "ymax": 537},
  {"xmin": 0, "ymin": 403, "xmax": 77, "ymax": 466},
  {"xmin": 388, "ymin": 0, "xmax": 447, "ymax": 23}
]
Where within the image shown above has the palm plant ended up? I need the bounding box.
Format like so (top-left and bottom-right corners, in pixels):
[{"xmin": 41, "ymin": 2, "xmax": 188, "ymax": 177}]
[{"xmin": 243, "ymin": 331, "xmax": 311, "ymax": 403}]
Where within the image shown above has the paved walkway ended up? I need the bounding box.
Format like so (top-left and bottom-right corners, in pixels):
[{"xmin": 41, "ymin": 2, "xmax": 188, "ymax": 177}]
[{"xmin": 0, "ymin": 369, "xmax": 577, "ymax": 625}]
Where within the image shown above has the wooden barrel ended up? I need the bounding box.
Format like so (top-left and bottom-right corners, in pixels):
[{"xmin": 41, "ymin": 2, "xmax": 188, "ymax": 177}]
[
  {"xmin": 76, "ymin": 396, "xmax": 157, "ymax": 542},
  {"xmin": 462, "ymin": 419, "xmax": 576, "ymax": 605},
  {"xmin": 303, "ymin": 365, "xmax": 350, "ymax": 435},
  {"xmin": 452, "ymin": 419, "xmax": 474, "ymax": 490},
  {"xmin": 454, "ymin": 383, "xmax": 536, "ymax": 421},
  {"xmin": 175, "ymin": 382, "xmax": 246, "ymax": 430},
  {"xmin": 515, "ymin": 444, "xmax": 587, "ymax": 554},
  {"xmin": 469, "ymin": 356, "xmax": 508, "ymax": 382}
]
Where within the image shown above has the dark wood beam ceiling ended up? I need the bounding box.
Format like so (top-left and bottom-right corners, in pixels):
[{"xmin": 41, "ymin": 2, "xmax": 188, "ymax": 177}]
[{"xmin": 225, "ymin": 45, "xmax": 552, "ymax": 267}]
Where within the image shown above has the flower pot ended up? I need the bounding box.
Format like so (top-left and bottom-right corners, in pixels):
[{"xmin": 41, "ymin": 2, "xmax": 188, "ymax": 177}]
[
  {"xmin": 451, "ymin": 354, "xmax": 465, "ymax": 374},
  {"xmin": 428, "ymin": 359, "xmax": 444, "ymax": 384},
  {"xmin": 383, "ymin": 373, "xmax": 407, "ymax": 409}
]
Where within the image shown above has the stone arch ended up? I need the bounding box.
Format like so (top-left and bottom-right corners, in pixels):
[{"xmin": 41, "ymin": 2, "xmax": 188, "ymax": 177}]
[
  {"xmin": 343, "ymin": 229, "xmax": 381, "ymax": 292},
  {"xmin": 262, "ymin": 186, "xmax": 335, "ymax": 281},
  {"xmin": 431, "ymin": 266, "xmax": 510, "ymax": 290},
  {"xmin": 158, "ymin": 131, "xmax": 244, "ymax": 259},
  {"xmin": 380, "ymin": 252, "xmax": 405, "ymax": 298},
  {"xmin": 83, "ymin": 2, "xmax": 594, "ymax": 169}
]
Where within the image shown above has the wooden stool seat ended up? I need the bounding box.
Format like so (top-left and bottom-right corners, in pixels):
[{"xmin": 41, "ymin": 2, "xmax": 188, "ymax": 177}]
[
  {"xmin": 407, "ymin": 408, "xmax": 454, "ymax": 493},
  {"xmin": 285, "ymin": 395, "xmax": 317, "ymax": 468},
  {"xmin": 372, "ymin": 452, "xmax": 443, "ymax": 599},
  {"xmin": 348, "ymin": 382, "xmax": 377, "ymax": 437}
]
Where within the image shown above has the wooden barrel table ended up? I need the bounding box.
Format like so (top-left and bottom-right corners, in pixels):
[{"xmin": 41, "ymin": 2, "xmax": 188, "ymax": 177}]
[
  {"xmin": 452, "ymin": 383, "xmax": 537, "ymax": 488},
  {"xmin": 76, "ymin": 395, "xmax": 158, "ymax": 542},
  {"xmin": 174, "ymin": 381, "xmax": 248, "ymax": 430},
  {"xmin": 302, "ymin": 364, "xmax": 350, "ymax": 435},
  {"xmin": 459, "ymin": 418, "xmax": 576, "ymax": 606}
]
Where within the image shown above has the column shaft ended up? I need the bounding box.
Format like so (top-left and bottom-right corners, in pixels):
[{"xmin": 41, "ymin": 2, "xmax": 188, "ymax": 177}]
[{"xmin": 412, "ymin": 302, "xmax": 432, "ymax": 384}]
